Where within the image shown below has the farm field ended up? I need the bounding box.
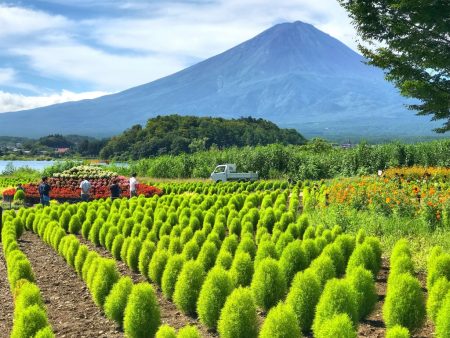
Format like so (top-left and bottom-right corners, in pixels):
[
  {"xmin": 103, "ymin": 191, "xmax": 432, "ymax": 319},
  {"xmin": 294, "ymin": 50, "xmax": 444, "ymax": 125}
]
[{"xmin": 1, "ymin": 167, "xmax": 450, "ymax": 337}]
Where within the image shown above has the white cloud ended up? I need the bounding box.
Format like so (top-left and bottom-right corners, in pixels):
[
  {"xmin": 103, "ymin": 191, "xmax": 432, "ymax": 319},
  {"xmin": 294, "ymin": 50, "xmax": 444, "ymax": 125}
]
[
  {"xmin": 0, "ymin": 67, "xmax": 16, "ymax": 84},
  {"xmin": 92, "ymin": 0, "xmax": 357, "ymax": 60},
  {"xmin": 0, "ymin": 4, "xmax": 70, "ymax": 39},
  {"xmin": 11, "ymin": 39, "xmax": 187, "ymax": 90},
  {"xmin": 0, "ymin": 90, "xmax": 109, "ymax": 113}
]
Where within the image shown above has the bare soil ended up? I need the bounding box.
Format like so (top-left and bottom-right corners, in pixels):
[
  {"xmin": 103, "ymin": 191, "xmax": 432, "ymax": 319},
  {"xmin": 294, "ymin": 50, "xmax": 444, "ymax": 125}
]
[
  {"xmin": 19, "ymin": 231, "xmax": 123, "ymax": 338},
  {"xmin": 0, "ymin": 244, "xmax": 14, "ymax": 338},
  {"xmin": 77, "ymin": 236, "xmax": 218, "ymax": 337}
]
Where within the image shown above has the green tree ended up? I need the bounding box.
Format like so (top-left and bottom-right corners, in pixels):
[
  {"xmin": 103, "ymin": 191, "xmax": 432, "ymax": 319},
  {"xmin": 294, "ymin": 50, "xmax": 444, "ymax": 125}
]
[{"xmin": 339, "ymin": 0, "xmax": 450, "ymax": 132}]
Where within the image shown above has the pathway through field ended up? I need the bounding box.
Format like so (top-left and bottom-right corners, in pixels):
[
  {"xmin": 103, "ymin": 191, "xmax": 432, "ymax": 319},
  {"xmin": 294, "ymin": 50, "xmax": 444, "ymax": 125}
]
[
  {"xmin": 77, "ymin": 236, "xmax": 218, "ymax": 337},
  {"xmin": 0, "ymin": 243, "xmax": 14, "ymax": 337},
  {"xmin": 20, "ymin": 232, "xmax": 123, "ymax": 338}
]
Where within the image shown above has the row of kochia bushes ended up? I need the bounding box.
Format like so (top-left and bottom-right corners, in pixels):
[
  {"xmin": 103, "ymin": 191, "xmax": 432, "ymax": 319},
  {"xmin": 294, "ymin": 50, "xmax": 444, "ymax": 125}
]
[
  {"xmin": 156, "ymin": 180, "xmax": 291, "ymax": 195},
  {"xmin": 1, "ymin": 213, "xmax": 54, "ymax": 338},
  {"xmin": 427, "ymin": 246, "xmax": 450, "ymax": 337},
  {"xmin": 382, "ymin": 239, "xmax": 425, "ymax": 337},
  {"xmin": 20, "ymin": 186, "xmax": 397, "ymax": 337},
  {"xmin": 8, "ymin": 209, "xmax": 204, "ymax": 338}
]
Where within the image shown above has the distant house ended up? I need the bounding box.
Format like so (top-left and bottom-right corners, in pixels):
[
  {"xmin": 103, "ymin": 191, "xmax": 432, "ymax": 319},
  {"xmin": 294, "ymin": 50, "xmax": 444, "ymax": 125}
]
[{"xmin": 56, "ymin": 147, "xmax": 70, "ymax": 154}]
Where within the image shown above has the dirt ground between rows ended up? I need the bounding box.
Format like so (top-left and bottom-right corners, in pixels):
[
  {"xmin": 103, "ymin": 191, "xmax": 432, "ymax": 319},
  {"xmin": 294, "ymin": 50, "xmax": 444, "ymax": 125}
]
[
  {"xmin": 77, "ymin": 236, "xmax": 219, "ymax": 338},
  {"xmin": 19, "ymin": 231, "xmax": 123, "ymax": 338},
  {"xmin": 0, "ymin": 243, "xmax": 14, "ymax": 338}
]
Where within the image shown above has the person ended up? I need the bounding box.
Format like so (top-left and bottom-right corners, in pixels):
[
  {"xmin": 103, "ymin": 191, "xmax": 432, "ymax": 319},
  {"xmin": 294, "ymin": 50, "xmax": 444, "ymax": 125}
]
[
  {"xmin": 38, "ymin": 176, "xmax": 51, "ymax": 206},
  {"xmin": 79, "ymin": 177, "xmax": 91, "ymax": 202},
  {"xmin": 110, "ymin": 179, "xmax": 121, "ymax": 200},
  {"xmin": 16, "ymin": 183, "xmax": 24, "ymax": 191},
  {"xmin": 129, "ymin": 173, "xmax": 138, "ymax": 197}
]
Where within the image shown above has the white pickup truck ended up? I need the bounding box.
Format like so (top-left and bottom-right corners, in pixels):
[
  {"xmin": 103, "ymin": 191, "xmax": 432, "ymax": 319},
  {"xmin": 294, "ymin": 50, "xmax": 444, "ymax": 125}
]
[{"xmin": 210, "ymin": 164, "xmax": 258, "ymax": 182}]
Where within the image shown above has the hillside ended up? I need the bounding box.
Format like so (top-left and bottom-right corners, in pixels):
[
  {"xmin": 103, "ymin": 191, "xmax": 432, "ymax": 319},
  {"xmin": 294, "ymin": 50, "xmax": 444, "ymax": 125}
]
[
  {"xmin": 0, "ymin": 21, "xmax": 438, "ymax": 139},
  {"xmin": 100, "ymin": 115, "xmax": 306, "ymax": 159}
]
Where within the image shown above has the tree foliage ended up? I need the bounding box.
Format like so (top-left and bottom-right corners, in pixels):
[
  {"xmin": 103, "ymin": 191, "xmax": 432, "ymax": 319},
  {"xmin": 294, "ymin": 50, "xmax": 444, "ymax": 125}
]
[
  {"xmin": 100, "ymin": 115, "xmax": 306, "ymax": 159},
  {"xmin": 339, "ymin": 0, "xmax": 450, "ymax": 132}
]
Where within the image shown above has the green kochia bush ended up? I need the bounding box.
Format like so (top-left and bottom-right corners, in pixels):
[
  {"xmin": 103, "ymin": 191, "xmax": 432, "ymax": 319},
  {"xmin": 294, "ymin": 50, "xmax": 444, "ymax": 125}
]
[
  {"xmin": 81, "ymin": 251, "xmax": 99, "ymax": 281},
  {"xmin": 74, "ymin": 245, "xmax": 89, "ymax": 276},
  {"xmin": 312, "ymin": 278, "xmax": 358, "ymax": 337},
  {"xmin": 197, "ymin": 241, "xmax": 218, "ymax": 271},
  {"xmin": 68, "ymin": 215, "xmax": 81, "ymax": 234},
  {"xmin": 427, "ymin": 277, "xmax": 450, "ymax": 323},
  {"xmin": 13, "ymin": 281, "xmax": 44, "ymax": 316},
  {"xmin": 105, "ymin": 226, "xmax": 119, "ymax": 251},
  {"xmin": 315, "ymin": 314, "xmax": 357, "ymax": 338},
  {"xmin": 111, "ymin": 235, "xmax": 125, "ymax": 260},
  {"xmin": 254, "ymin": 241, "xmax": 278, "ymax": 268},
  {"xmin": 251, "ymin": 258, "xmax": 286, "ymax": 311},
  {"xmin": 10, "ymin": 304, "xmax": 49, "ymax": 338},
  {"xmin": 138, "ymin": 241, "xmax": 156, "ymax": 277},
  {"xmin": 148, "ymin": 250, "xmax": 169, "ymax": 285},
  {"xmin": 173, "ymin": 260, "xmax": 205, "ymax": 316},
  {"xmin": 259, "ymin": 303, "xmax": 301, "ymax": 338},
  {"xmin": 123, "ymin": 283, "xmax": 161, "ymax": 338},
  {"xmin": 34, "ymin": 326, "xmax": 55, "ymax": 338},
  {"xmin": 427, "ymin": 253, "xmax": 450, "ymax": 290},
  {"xmin": 120, "ymin": 237, "xmax": 133, "ymax": 262},
  {"xmin": 230, "ymin": 252, "xmax": 253, "ymax": 287},
  {"xmin": 347, "ymin": 266, "xmax": 377, "ymax": 320},
  {"xmin": 177, "ymin": 326, "xmax": 202, "ymax": 338},
  {"xmin": 197, "ymin": 267, "xmax": 234, "ymax": 329},
  {"xmin": 383, "ymin": 273, "xmax": 425, "ymax": 331},
  {"xmin": 161, "ymin": 255, "xmax": 185, "ymax": 300},
  {"xmin": 279, "ymin": 241, "xmax": 307, "ymax": 286},
  {"xmin": 182, "ymin": 239, "xmax": 200, "ymax": 261},
  {"xmin": 126, "ymin": 238, "xmax": 142, "ymax": 272},
  {"xmin": 346, "ymin": 243, "xmax": 378, "ymax": 277},
  {"xmin": 104, "ymin": 276, "xmax": 133, "ymax": 327},
  {"xmin": 309, "ymin": 254, "xmax": 336, "ymax": 287},
  {"xmin": 7, "ymin": 250, "xmax": 35, "ymax": 289},
  {"xmin": 90, "ymin": 258, "xmax": 120, "ymax": 308},
  {"xmin": 436, "ymin": 292, "xmax": 450, "ymax": 338},
  {"xmin": 217, "ymin": 287, "xmax": 258, "ymax": 338},
  {"xmin": 286, "ymin": 269, "xmax": 322, "ymax": 333},
  {"xmin": 216, "ymin": 250, "xmax": 233, "ymax": 270},
  {"xmin": 88, "ymin": 219, "xmax": 104, "ymax": 246},
  {"xmin": 59, "ymin": 211, "xmax": 71, "ymax": 232},
  {"xmin": 385, "ymin": 326, "xmax": 410, "ymax": 338},
  {"xmin": 155, "ymin": 324, "xmax": 176, "ymax": 338}
]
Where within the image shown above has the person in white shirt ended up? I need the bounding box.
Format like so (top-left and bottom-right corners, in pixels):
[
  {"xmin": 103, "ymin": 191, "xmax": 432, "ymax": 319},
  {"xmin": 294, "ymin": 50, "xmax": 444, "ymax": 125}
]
[
  {"xmin": 80, "ymin": 178, "xmax": 91, "ymax": 201},
  {"xmin": 129, "ymin": 173, "xmax": 138, "ymax": 197}
]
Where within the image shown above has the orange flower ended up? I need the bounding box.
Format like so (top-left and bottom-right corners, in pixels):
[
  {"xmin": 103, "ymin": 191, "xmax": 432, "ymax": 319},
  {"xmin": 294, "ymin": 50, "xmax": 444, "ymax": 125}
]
[{"xmin": 386, "ymin": 197, "xmax": 391, "ymax": 203}]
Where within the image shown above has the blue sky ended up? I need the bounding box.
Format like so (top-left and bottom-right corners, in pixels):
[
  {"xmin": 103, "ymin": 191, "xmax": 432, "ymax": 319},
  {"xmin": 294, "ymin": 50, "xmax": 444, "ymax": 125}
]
[{"xmin": 0, "ymin": 0, "xmax": 356, "ymax": 112}]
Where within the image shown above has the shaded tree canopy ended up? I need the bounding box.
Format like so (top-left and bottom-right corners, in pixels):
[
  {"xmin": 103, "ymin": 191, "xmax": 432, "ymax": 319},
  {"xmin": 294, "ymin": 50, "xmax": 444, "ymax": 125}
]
[
  {"xmin": 100, "ymin": 115, "xmax": 306, "ymax": 159},
  {"xmin": 339, "ymin": 0, "xmax": 450, "ymax": 132}
]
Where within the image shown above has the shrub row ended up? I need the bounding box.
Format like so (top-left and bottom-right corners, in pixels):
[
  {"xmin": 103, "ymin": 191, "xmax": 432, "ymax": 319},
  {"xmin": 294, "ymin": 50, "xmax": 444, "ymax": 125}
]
[
  {"xmin": 1, "ymin": 211, "xmax": 54, "ymax": 338},
  {"xmin": 427, "ymin": 246, "xmax": 450, "ymax": 337},
  {"xmin": 383, "ymin": 239, "xmax": 425, "ymax": 333},
  {"xmin": 22, "ymin": 208, "xmax": 162, "ymax": 338}
]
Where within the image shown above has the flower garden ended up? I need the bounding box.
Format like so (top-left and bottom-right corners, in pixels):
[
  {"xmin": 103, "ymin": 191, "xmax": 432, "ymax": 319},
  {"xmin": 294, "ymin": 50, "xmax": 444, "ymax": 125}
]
[
  {"xmin": 2, "ymin": 165, "xmax": 162, "ymax": 203},
  {"xmin": 1, "ymin": 167, "xmax": 450, "ymax": 338},
  {"xmin": 303, "ymin": 167, "xmax": 450, "ymax": 229}
]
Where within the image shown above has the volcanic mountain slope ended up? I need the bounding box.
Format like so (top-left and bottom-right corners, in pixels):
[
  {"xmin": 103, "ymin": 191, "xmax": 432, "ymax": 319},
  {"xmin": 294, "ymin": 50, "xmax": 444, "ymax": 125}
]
[{"xmin": 0, "ymin": 21, "xmax": 437, "ymax": 139}]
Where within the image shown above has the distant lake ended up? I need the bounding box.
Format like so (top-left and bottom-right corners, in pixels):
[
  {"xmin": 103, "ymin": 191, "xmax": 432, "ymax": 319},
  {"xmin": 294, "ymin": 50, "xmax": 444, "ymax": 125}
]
[{"xmin": 0, "ymin": 160, "xmax": 56, "ymax": 173}]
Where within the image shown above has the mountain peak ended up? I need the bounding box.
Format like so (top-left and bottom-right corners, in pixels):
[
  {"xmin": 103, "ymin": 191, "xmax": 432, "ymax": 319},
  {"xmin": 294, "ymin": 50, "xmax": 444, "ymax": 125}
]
[{"xmin": 0, "ymin": 21, "xmax": 435, "ymax": 139}]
